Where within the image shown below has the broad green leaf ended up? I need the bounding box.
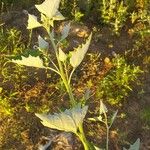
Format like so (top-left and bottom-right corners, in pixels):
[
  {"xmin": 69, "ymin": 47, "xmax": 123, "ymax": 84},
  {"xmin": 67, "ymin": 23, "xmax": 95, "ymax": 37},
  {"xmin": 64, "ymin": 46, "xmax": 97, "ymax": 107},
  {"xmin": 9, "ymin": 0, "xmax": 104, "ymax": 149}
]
[
  {"xmin": 27, "ymin": 14, "xmax": 42, "ymax": 29},
  {"xmin": 38, "ymin": 35, "xmax": 49, "ymax": 50},
  {"xmin": 53, "ymin": 11, "xmax": 65, "ymax": 20},
  {"xmin": 58, "ymin": 48, "xmax": 67, "ymax": 62},
  {"xmin": 109, "ymin": 110, "xmax": 118, "ymax": 128},
  {"xmin": 61, "ymin": 23, "xmax": 71, "ymax": 40},
  {"xmin": 35, "ymin": 105, "xmax": 88, "ymax": 133},
  {"xmin": 123, "ymin": 138, "xmax": 140, "ymax": 150},
  {"xmin": 70, "ymin": 33, "xmax": 92, "ymax": 68},
  {"xmin": 99, "ymin": 101, "xmax": 108, "ymax": 115},
  {"xmin": 12, "ymin": 55, "xmax": 45, "ymax": 68},
  {"xmin": 35, "ymin": 0, "xmax": 61, "ymax": 20}
]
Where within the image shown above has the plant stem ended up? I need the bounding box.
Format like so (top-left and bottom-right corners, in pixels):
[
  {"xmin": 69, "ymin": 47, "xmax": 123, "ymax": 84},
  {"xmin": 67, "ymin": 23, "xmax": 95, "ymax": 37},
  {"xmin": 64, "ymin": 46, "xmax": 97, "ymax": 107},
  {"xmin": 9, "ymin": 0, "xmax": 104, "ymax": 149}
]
[
  {"xmin": 104, "ymin": 112, "xmax": 109, "ymax": 150},
  {"xmin": 27, "ymin": 29, "xmax": 32, "ymax": 47},
  {"xmin": 69, "ymin": 68, "xmax": 75, "ymax": 84},
  {"xmin": 48, "ymin": 31, "xmax": 76, "ymax": 106},
  {"xmin": 46, "ymin": 66, "xmax": 60, "ymax": 75},
  {"xmin": 77, "ymin": 124, "xmax": 90, "ymax": 150},
  {"xmin": 106, "ymin": 124, "xmax": 109, "ymax": 150}
]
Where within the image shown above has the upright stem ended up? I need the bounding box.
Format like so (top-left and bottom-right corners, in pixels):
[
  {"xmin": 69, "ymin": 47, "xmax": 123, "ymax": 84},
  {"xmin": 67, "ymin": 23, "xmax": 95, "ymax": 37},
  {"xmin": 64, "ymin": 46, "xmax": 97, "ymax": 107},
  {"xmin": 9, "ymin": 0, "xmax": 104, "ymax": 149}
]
[
  {"xmin": 48, "ymin": 31, "xmax": 76, "ymax": 106},
  {"xmin": 47, "ymin": 28, "xmax": 91, "ymax": 150},
  {"xmin": 77, "ymin": 124, "xmax": 90, "ymax": 150},
  {"xmin": 104, "ymin": 112, "xmax": 109, "ymax": 150},
  {"xmin": 27, "ymin": 29, "xmax": 33, "ymax": 47},
  {"xmin": 106, "ymin": 124, "xmax": 109, "ymax": 150}
]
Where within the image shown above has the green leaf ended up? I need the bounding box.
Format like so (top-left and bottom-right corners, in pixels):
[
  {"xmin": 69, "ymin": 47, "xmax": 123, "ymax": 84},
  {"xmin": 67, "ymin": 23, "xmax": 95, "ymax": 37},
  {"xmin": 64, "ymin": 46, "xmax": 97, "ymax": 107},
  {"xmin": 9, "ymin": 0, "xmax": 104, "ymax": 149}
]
[
  {"xmin": 123, "ymin": 138, "xmax": 140, "ymax": 150},
  {"xmin": 88, "ymin": 116, "xmax": 103, "ymax": 122},
  {"xmin": 38, "ymin": 35, "xmax": 49, "ymax": 50},
  {"xmin": 93, "ymin": 145, "xmax": 103, "ymax": 150},
  {"xmin": 109, "ymin": 110, "xmax": 118, "ymax": 128},
  {"xmin": 27, "ymin": 14, "xmax": 42, "ymax": 29},
  {"xmin": 53, "ymin": 11, "xmax": 65, "ymax": 20},
  {"xmin": 88, "ymin": 117, "xmax": 97, "ymax": 122},
  {"xmin": 12, "ymin": 55, "xmax": 45, "ymax": 68},
  {"xmin": 99, "ymin": 101, "xmax": 108, "ymax": 115},
  {"xmin": 35, "ymin": 105, "xmax": 88, "ymax": 133},
  {"xmin": 70, "ymin": 33, "xmax": 92, "ymax": 68},
  {"xmin": 61, "ymin": 23, "xmax": 71, "ymax": 40},
  {"xmin": 58, "ymin": 48, "xmax": 67, "ymax": 62},
  {"xmin": 35, "ymin": 0, "xmax": 61, "ymax": 20},
  {"xmin": 97, "ymin": 116, "xmax": 103, "ymax": 122}
]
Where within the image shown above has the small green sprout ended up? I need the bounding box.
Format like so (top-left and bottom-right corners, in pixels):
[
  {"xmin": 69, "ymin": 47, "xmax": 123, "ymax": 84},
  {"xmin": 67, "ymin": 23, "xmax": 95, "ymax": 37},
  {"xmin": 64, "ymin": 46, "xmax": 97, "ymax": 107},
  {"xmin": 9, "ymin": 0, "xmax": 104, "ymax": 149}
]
[{"xmin": 88, "ymin": 101, "xmax": 118, "ymax": 150}]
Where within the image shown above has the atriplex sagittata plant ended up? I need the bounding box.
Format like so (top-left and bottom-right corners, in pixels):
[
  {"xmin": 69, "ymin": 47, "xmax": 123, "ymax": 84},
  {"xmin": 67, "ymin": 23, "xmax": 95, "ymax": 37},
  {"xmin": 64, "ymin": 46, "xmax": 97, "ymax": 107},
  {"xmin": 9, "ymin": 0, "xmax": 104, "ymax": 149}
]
[
  {"xmin": 11, "ymin": 0, "xmax": 140, "ymax": 150},
  {"xmin": 11, "ymin": 0, "xmax": 94, "ymax": 149}
]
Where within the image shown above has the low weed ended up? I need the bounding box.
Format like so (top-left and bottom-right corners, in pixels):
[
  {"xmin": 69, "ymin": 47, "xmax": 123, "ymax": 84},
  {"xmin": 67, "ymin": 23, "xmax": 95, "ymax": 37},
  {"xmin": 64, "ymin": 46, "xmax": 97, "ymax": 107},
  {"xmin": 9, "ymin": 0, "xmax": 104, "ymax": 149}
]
[
  {"xmin": 130, "ymin": 9, "xmax": 150, "ymax": 39},
  {"xmin": 0, "ymin": 27, "xmax": 25, "ymax": 55},
  {"xmin": 140, "ymin": 107, "xmax": 150, "ymax": 125},
  {"xmin": 71, "ymin": 0, "xmax": 84, "ymax": 22},
  {"xmin": 0, "ymin": 87, "xmax": 18, "ymax": 116},
  {"xmin": 99, "ymin": 0, "xmax": 128, "ymax": 34},
  {"xmin": 96, "ymin": 55, "xmax": 142, "ymax": 105}
]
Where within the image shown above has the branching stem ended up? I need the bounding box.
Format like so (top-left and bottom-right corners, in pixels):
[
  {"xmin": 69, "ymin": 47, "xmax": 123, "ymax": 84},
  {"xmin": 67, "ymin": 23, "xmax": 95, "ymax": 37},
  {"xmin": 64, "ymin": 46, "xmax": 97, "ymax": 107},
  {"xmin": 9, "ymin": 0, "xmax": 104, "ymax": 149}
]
[{"xmin": 48, "ymin": 30, "xmax": 76, "ymax": 106}]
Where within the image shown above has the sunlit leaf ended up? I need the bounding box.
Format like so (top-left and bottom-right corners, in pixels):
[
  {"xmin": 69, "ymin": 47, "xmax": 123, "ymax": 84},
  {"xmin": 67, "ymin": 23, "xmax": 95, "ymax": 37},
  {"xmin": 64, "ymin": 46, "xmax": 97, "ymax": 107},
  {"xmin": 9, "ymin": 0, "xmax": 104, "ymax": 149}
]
[
  {"xmin": 97, "ymin": 116, "xmax": 103, "ymax": 122},
  {"xmin": 49, "ymin": 19, "xmax": 54, "ymax": 27},
  {"xmin": 53, "ymin": 11, "xmax": 65, "ymax": 20},
  {"xmin": 123, "ymin": 138, "xmax": 140, "ymax": 150},
  {"xmin": 12, "ymin": 55, "xmax": 45, "ymax": 68},
  {"xmin": 38, "ymin": 35, "xmax": 49, "ymax": 50},
  {"xmin": 35, "ymin": 0, "xmax": 61, "ymax": 20},
  {"xmin": 93, "ymin": 145, "xmax": 103, "ymax": 150},
  {"xmin": 88, "ymin": 117, "xmax": 97, "ymax": 122},
  {"xmin": 61, "ymin": 23, "xmax": 71, "ymax": 40},
  {"xmin": 88, "ymin": 116, "xmax": 102, "ymax": 122},
  {"xmin": 99, "ymin": 101, "xmax": 108, "ymax": 115},
  {"xmin": 27, "ymin": 14, "xmax": 42, "ymax": 29},
  {"xmin": 58, "ymin": 48, "xmax": 67, "ymax": 62},
  {"xmin": 109, "ymin": 110, "xmax": 118, "ymax": 128},
  {"xmin": 70, "ymin": 33, "xmax": 92, "ymax": 68},
  {"xmin": 35, "ymin": 105, "xmax": 88, "ymax": 133}
]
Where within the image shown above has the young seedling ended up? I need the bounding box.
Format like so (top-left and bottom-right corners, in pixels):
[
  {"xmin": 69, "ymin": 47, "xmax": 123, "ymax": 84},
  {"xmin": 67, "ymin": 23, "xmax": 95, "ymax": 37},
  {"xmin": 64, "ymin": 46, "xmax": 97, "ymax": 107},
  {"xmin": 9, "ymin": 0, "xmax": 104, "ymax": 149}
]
[
  {"xmin": 88, "ymin": 101, "xmax": 118, "ymax": 150},
  {"xmin": 100, "ymin": 0, "xmax": 128, "ymax": 34}
]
